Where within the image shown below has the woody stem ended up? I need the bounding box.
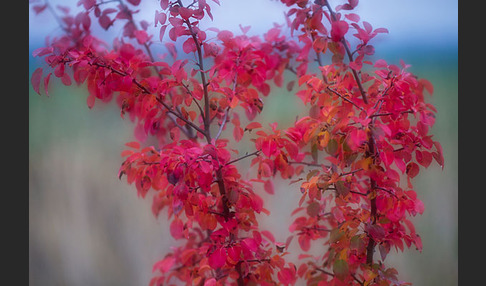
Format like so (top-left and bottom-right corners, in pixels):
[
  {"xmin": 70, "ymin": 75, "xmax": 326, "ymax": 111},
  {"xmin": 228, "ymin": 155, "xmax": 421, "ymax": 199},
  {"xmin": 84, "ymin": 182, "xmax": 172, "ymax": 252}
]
[{"xmin": 324, "ymin": 1, "xmax": 377, "ymax": 266}]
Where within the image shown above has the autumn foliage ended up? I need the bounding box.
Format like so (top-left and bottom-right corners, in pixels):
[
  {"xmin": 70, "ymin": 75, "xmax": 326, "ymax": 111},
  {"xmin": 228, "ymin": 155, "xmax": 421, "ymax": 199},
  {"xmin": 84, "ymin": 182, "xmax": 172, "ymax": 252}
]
[{"xmin": 30, "ymin": 0, "xmax": 443, "ymax": 285}]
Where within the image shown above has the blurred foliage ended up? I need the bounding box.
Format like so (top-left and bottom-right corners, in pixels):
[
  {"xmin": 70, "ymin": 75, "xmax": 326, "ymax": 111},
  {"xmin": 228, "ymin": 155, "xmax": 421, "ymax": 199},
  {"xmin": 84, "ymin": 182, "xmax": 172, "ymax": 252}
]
[{"xmin": 29, "ymin": 45, "xmax": 457, "ymax": 285}]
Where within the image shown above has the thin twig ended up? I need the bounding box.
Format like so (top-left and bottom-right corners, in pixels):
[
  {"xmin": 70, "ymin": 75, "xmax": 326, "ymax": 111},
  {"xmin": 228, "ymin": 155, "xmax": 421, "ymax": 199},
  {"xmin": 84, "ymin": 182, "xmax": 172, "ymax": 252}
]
[
  {"xmin": 225, "ymin": 151, "xmax": 261, "ymax": 166},
  {"xmin": 214, "ymin": 107, "xmax": 230, "ymax": 141},
  {"xmin": 289, "ymin": 161, "xmax": 330, "ymax": 168},
  {"xmin": 91, "ymin": 61, "xmax": 207, "ymax": 136},
  {"xmin": 370, "ymin": 110, "xmax": 413, "ymax": 118},
  {"xmin": 323, "ymin": 2, "xmax": 368, "ymax": 104},
  {"xmin": 326, "ymin": 87, "xmax": 364, "ymax": 111},
  {"xmin": 339, "ymin": 168, "xmax": 363, "ymax": 177}
]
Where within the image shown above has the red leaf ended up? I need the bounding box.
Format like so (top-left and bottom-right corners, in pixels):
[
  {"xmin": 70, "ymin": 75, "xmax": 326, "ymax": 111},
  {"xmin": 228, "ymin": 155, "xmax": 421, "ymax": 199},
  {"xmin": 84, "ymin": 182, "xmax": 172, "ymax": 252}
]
[
  {"xmin": 126, "ymin": 0, "xmax": 141, "ymax": 5},
  {"xmin": 125, "ymin": 141, "xmax": 140, "ymax": 149},
  {"xmin": 374, "ymin": 27, "xmax": 389, "ymax": 34},
  {"xmin": 415, "ymin": 198, "xmax": 425, "ymax": 215},
  {"xmin": 44, "ymin": 73, "xmax": 51, "ymax": 97},
  {"xmin": 406, "ymin": 162, "xmax": 420, "ymax": 178},
  {"xmin": 32, "ymin": 47, "xmax": 53, "ymax": 57},
  {"xmin": 179, "ymin": 7, "xmax": 193, "ymax": 20},
  {"xmin": 32, "ymin": 4, "xmax": 48, "ymax": 14},
  {"xmin": 277, "ymin": 267, "xmax": 296, "ymax": 285},
  {"xmin": 420, "ymin": 78, "xmax": 434, "ymax": 95},
  {"xmin": 217, "ymin": 30, "xmax": 233, "ymax": 42},
  {"xmin": 165, "ymin": 42, "xmax": 177, "ymax": 58},
  {"xmin": 226, "ymin": 245, "xmax": 242, "ymax": 263},
  {"xmin": 239, "ymin": 24, "xmax": 251, "ymax": 34},
  {"xmin": 61, "ymin": 73, "xmax": 72, "ymax": 86},
  {"xmin": 242, "ymin": 237, "xmax": 259, "ymax": 252},
  {"xmin": 366, "ymin": 224, "xmax": 386, "ymax": 241},
  {"xmin": 160, "ymin": 0, "xmax": 169, "ymax": 10},
  {"xmin": 415, "ymin": 150, "xmax": 432, "ymax": 168},
  {"xmin": 312, "ymin": 36, "xmax": 327, "ymax": 53},
  {"xmin": 87, "ymin": 94, "xmax": 95, "ymax": 109},
  {"xmin": 233, "ymin": 126, "xmax": 244, "ymax": 142},
  {"xmin": 261, "ymin": 230, "xmax": 275, "ymax": 244},
  {"xmin": 54, "ymin": 63, "xmax": 64, "ymax": 77},
  {"xmin": 298, "ymin": 234, "xmax": 310, "ymax": 251},
  {"xmin": 203, "ymin": 278, "xmax": 217, "ymax": 286},
  {"xmin": 99, "ymin": 15, "xmax": 112, "ymax": 30},
  {"xmin": 345, "ymin": 13, "xmax": 360, "ymax": 22},
  {"xmin": 31, "ymin": 68, "xmax": 43, "ymax": 95},
  {"xmin": 134, "ymin": 30, "xmax": 149, "ymax": 44},
  {"xmin": 264, "ymin": 179, "xmax": 274, "ymax": 194},
  {"xmin": 170, "ymin": 218, "xmax": 184, "ymax": 239},
  {"xmin": 155, "ymin": 11, "xmax": 167, "ymax": 26},
  {"xmin": 208, "ymin": 247, "xmax": 227, "ymax": 269},
  {"xmin": 432, "ymin": 142, "xmax": 444, "ymax": 169},
  {"xmin": 331, "ymin": 20, "xmax": 349, "ymax": 42},
  {"xmin": 79, "ymin": 0, "xmax": 96, "ymax": 10},
  {"xmin": 244, "ymin": 122, "xmax": 262, "ymax": 131},
  {"xmin": 152, "ymin": 256, "xmax": 175, "ymax": 273},
  {"xmin": 182, "ymin": 38, "xmax": 197, "ymax": 54}
]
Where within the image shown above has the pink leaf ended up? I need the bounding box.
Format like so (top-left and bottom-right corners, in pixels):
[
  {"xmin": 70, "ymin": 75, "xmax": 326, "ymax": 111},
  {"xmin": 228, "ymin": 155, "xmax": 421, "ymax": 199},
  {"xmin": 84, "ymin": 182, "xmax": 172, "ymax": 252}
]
[
  {"xmin": 134, "ymin": 30, "xmax": 149, "ymax": 44},
  {"xmin": 242, "ymin": 238, "xmax": 259, "ymax": 252},
  {"xmin": 99, "ymin": 15, "xmax": 112, "ymax": 30},
  {"xmin": 374, "ymin": 59, "xmax": 388, "ymax": 68},
  {"xmin": 44, "ymin": 73, "xmax": 51, "ymax": 97},
  {"xmin": 152, "ymin": 256, "xmax": 176, "ymax": 273},
  {"xmin": 366, "ymin": 224, "xmax": 386, "ymax": 241},
  {"xmin": 261, "ymin": 230, "xmax": 275, "ymax": 244},
  {"xmin": 179, "ymin": 7, "xmax": 193, "ymax": 20},
  {"xmin": 331, "ymin": 20, "xmax": 349, "ymax": 42},
  {"xmin": 244, "ymin": 122, "xmax": 262, "ymax": 131},
  {"xmin": 160, "ymin": 0, "xmax": 169, "ymax": 10},
  {"xmin": 264, "ymin": 179, "xmax": 274, "ymax": 194},
  {"xmin": 406, "ymin": 162, "xmax": 420, "ymax": 178},
  {"xmin": 203, "ymin": 278, "xmax": 217, "ymax": 286},
  {"xmin": 125, "ymin": 141, "xmax": 140, "ymax": 149},
  {"xmin": 78, "ymin": 0, "xmax": 96, "ymax": 10},
  {"xmin": 155, "ymin": 11, "xmax": 167, "ymax": 26},
  {"xmin": 87, "ymin": 94, "xmax": 95, "ymax": 109},
  {"xmin": 374, "ymin": 27, "xmax": 389, "ymax": 34},
  {"xmin": 208, "ymin": 247, "xmax": 227, "ymax": 269},
  {"xmin": 298, "ymin": 234, "xmax": 311, "ymax": 251},
  {"xmin": 61, "ymin": 73, "xmax": 72, "ymax": 86},
  {"xmin": 126, "ymin": 0, "xmax": 141, "ymax": 5},
  {"xmin": 345, "ymin": 13, "xmax": 360, "ymax": 22},
  {"xmin": 31, "ymin": 68, "xmax": 43, "ymax": 95},
  {"xmin": 182, "ymin": 38, "xmax": 197, "ymax": 54},
  {"xmin": 239, "ymin": 24, "xmax": 251, "ymax": 34},
  {"xmin": 170, "ymin": 218, "xmax": 184, "ymax": 239},
  {"xmin": 277, "ymin": 267, "xmax": 296, "ymax": 285},
  {"xmin": 32, "ymin": 4, "xmax": 48, "ymax": 14},
  {"xmin": 32, "ymin": 46, "xmax": 53, "ymax": 57}
]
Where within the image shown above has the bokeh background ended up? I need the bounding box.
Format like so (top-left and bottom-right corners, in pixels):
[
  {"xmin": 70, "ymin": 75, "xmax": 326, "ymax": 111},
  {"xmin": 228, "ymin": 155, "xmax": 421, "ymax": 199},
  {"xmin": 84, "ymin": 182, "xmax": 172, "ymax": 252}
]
[{"xmin": 29, "ymin": 0, "xmax": 458, "ymax": 285}]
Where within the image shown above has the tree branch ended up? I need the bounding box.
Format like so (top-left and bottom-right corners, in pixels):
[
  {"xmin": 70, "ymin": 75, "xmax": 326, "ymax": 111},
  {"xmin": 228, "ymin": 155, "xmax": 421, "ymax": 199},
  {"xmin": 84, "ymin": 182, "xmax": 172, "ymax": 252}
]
[
  {"xmin": 225, "ymin": 151, "xmax": 261, "ymax": 166},
  {"xmin": 326, "ymin": 86, "xmax": 364, "ymax": 111},
  {"xmin": 323, "ymin": 2, "xmax": 368, "ymax": 104}
]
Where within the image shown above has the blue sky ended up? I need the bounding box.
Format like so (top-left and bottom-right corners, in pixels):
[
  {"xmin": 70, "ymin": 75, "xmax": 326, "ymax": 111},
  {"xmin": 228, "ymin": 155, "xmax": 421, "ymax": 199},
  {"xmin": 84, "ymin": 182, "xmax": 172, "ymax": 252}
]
[{"xmin": 29, "ymin": 0, "xmax": 458, "ymax": 55}]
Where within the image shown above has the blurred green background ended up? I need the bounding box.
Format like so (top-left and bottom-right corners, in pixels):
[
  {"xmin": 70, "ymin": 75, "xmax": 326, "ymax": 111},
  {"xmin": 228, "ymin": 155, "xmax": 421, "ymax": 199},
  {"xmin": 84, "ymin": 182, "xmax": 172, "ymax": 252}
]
[{"xmin": 29, "ymin": 1, "xmax": 457, "ymax": 285}]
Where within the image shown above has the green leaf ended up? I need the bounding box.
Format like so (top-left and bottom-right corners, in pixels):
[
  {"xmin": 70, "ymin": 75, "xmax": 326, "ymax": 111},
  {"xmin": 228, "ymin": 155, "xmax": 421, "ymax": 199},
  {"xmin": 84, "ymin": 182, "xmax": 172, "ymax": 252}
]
[
  {"xmin": 311, "ymin": 142, "xmax": 319, "ymax": 162},
  {"xmin": 307, "ymin": 169, "xmax": 320, "ymax": 181},
  {"xmin": 325, "ymin": 139, "xmax": 339, "ymax": 156},
  {"xmin": 306, "ymin": 201, "xmax": 320, "ymax": 217},
  {"xmin": 335, "ymin": 181, "xmax": 350, "ymax": 197},
  {"xmin": 333, "ymin": 259, "xmax": 349, "ymax": 280},
  {"xmin": 329, "ymin": 228, "xmax": 344, "ymax": 244}
]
